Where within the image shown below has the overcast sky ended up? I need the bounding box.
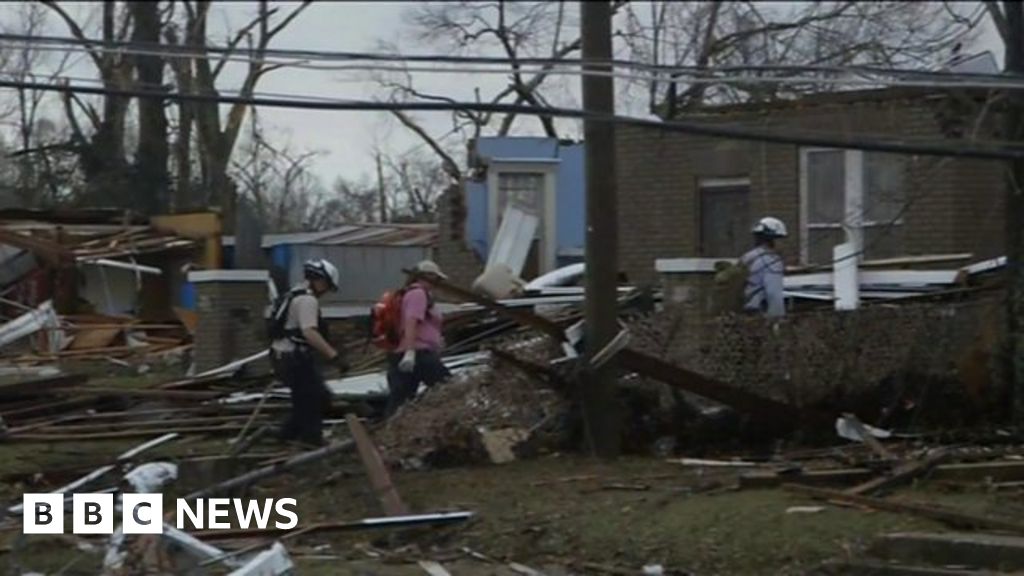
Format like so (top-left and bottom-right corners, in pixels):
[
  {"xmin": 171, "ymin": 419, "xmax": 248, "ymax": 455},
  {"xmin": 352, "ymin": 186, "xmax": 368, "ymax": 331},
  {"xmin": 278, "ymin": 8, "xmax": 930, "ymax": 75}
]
[{"xmin": 0, "ymin": 1, "xmax": 1008, "ymax": 188}]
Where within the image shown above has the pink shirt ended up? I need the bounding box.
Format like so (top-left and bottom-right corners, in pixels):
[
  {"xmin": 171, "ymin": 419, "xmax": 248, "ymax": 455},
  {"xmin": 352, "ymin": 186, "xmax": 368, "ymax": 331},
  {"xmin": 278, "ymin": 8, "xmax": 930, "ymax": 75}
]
[{"xmin": 400, "ymin": 283, "xmax": 444, "ymax": 352}]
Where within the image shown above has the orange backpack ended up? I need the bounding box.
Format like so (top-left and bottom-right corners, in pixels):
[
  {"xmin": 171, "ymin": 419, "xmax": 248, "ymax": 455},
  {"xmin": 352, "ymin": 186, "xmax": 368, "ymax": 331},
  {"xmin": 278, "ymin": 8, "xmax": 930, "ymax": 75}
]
[{"xmin": 370, "ymin": 286, "xmax": 434, "ymax": 350}]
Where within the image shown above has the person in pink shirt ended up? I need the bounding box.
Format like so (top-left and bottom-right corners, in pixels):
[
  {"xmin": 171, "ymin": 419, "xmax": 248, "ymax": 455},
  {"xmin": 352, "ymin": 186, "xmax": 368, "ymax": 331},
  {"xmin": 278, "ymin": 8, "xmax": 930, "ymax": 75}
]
[{"xmin": 386, "ymin": 260, "xmax": 451, "ymax": 415}]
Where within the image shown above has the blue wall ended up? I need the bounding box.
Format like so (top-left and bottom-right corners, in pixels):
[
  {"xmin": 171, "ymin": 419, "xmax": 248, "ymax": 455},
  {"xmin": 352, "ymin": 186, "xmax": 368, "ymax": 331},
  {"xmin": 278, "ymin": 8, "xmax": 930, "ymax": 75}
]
[{"xmin": 465, "ymin": 137, "xmax": 585, "ymax": 266}]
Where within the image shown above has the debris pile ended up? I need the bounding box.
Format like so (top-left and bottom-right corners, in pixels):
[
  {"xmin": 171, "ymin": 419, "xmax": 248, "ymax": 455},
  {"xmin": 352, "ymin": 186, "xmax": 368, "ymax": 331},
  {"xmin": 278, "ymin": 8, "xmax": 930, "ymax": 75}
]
[{"xmin": 377, "ymin": 336, "xmax": 570, "ymax": 467}]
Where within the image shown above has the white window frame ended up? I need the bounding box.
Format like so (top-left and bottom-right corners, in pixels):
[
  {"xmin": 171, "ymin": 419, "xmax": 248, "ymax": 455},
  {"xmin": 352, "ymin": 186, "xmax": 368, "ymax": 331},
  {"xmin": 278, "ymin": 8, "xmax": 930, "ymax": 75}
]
[
  {"xmin": 487, "ymin": 161, "xmax": 559, "ymax": 273},
  {"xmin": 799, "ymin": 148, "xmax": 905, "ymax": 264}
]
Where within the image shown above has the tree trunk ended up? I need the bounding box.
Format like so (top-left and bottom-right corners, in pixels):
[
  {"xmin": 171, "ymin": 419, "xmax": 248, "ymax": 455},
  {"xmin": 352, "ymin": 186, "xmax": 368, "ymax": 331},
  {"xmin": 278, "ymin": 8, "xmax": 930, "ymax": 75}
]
[{"xmin": 130, "ymin": 0, "xmax": 169, "ymax": 215}]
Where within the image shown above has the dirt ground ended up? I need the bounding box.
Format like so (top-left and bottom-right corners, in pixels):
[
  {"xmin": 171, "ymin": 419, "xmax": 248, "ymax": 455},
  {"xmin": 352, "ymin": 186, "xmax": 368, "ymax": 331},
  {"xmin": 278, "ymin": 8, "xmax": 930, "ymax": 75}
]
[
  {"xmin": 5, "ymin": 434, "xmax": 1010, "ymax": 576},
  {"xmin": 0, "ymin": 370, "xmax": 1018, "ymax": 575}
]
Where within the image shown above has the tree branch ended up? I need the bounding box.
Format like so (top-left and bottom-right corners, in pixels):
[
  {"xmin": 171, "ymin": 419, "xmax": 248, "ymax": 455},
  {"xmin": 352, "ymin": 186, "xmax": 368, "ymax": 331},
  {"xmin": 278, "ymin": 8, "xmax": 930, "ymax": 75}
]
[
  {"xmin": 986, "ymin": 1, "xmax": 1009, "ymax": 42},
  {"xmin": 212, "ymin": 9, "xmax": 274, "ymax": 78},
  {"xmin": 40, "ymin": 0, "xmax": 104, "ymax": 71},
  {"xmin": 266, "ymin": 0, "xmax": 312, "ymax": 41},
  {"xmin": 389, "ymin": 109, "xmax": 461, "ymax": 181}
]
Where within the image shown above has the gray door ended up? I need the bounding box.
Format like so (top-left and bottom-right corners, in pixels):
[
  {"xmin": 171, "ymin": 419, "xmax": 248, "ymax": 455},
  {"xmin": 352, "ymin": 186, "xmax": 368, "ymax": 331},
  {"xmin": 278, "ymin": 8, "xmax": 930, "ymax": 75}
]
[{"xmin": 700, "ymin": 184, "xmax": 751, "ymax": 257}]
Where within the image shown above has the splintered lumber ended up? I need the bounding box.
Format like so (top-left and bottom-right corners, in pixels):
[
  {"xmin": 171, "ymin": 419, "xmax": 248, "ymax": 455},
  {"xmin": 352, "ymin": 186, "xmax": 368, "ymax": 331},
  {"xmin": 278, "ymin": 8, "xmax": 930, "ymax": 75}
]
[
  {"xmin": 742, "ymin": 461, "xmax": 1024, "ymax": 489},
  {"xmin": 0, "ymin": 373, "xmax": 88, "ymax": 398},
  {"xmin": 617, "ymin": 348, "xmax": 802, "ymax": 424},
  {"xmin": 67, "ymin": 327, "xmax": 122, "ymax": 350},
  {"xmin": 44, "ymin": 387, "xmax": 222, "ymax": 400},
  {"xmin": 784, "ymin": 484, "xmax": 1024, "ymax": 534},
  {"xmin": 182, "ymin": 439, "xmax": 356, "ymax": 500},
  {"xmin": 346, "ymin": 414, "xmax": 409, "ymax": 516},
  {"xmin": 9, "ymin": 425, "xmax": 246, "ymax": 441},
  {"xmin": 847, "ymin": 449, "xmax": 950, "ymax": 496},
  {"xmin": 0, "ymin": 397, "xmax": 100, "ymax": 421},
  {"xmin": 25, "ymin": 414, "xmax": 272, "ymax": 434}
]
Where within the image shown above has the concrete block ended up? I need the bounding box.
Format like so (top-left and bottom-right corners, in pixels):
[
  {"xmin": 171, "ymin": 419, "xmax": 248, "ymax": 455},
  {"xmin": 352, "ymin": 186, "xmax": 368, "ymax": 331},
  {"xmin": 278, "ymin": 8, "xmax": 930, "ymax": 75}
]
[{"xmin": 869, "ymin": 532, "xmax": 1024, "ymax": 572}]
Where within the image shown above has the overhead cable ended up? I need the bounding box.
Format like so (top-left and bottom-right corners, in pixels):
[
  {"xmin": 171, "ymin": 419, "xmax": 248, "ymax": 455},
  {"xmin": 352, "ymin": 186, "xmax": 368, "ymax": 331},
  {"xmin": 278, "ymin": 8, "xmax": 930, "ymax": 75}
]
[{"xmin": 1, "ymin": 77, "xmax": 1022, "ymax": 160}]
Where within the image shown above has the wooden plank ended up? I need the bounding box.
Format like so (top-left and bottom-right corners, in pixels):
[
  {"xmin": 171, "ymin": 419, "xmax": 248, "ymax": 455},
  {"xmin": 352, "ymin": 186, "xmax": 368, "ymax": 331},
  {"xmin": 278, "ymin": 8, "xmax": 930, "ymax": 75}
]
[
  {"xmin": 173, "ymin": 307, "xmax": 199, "ymax": 335},
  {"xmin": 9, "ymin": 424, "xmax": 245, "ymax": 441},
  {"xmin": 618, "ymin": 348, "xmax": 803, "ymax": 426},
  {"xmin": 0, "ymin": 397, "xmax": 100, "ymax": 421},
  {"xmin": 67, "ymin": 327, "xmax": 122, "ymax": 350},
  {"xmin": 846, "ymin": 450, "xmax": 950, "ymax": 496},
  {"xmin": 0, "ymin": 373, "xmax": 88, "ymax": 398},
  {"xmin": 785, "ymin": 484, "xmax": 1024, "ymax": 534},
  {"xmin": 346, "ymin": 414, "xmax": 409, "ymax": 517},
  {"xmin": 182, "ymin": 439, "xmax": 357, "ymax": 500},
  {"xmin": 45, "ymin": 387, "xmax": 221, "ymax": 400},
  {"xmin": 743, "ymin": 461, "xmax": 1024, "ymax": 489},
  {"xmin": 27, "ymin": 414, "xmax": 265, "ymax": 433}
]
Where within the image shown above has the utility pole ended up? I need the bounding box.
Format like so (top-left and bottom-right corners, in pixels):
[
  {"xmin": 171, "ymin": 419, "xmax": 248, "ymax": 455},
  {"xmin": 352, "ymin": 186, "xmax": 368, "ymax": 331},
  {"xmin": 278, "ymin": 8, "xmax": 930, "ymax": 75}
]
[
  {"xmin": 376, "ymin": 151, "xmax": 388, "ymax": 223},
  {"xmin": 1005, "ymin": 1, "xmax": 1024, "ymax": 420},
  {"xmin": 580, "ymin": 0, "xmax": 621, "ymax": 457}
]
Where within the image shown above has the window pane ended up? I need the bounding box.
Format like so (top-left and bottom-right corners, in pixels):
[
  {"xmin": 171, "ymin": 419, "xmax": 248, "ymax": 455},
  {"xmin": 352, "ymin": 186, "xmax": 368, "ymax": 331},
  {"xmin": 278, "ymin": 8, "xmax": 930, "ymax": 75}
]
[
  {"xmin": 808, "ymin": 228, "xmax": 845, "ymax": 265},
  {"xmin": 806, "ymin": 150, "xmax": 845, "ymax": 225},
  {"xmin": 864, "ymin": 152, "xmax": 906, "ymax": 223}
]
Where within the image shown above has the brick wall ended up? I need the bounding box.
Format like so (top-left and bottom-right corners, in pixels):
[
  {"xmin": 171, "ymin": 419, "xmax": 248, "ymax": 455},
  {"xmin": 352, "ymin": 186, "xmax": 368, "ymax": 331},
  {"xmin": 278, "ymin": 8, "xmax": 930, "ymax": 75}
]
[
  {"xmin": 616, "ymin": 95, "xmax": 1006, "ymax": 286},
  {"xmin": 435, "ymin": 183, "xmax": 484, "ymax": 288},
  {"xmin": 193, "ymin": 279, "xmax": 270, "ymax": 373}
]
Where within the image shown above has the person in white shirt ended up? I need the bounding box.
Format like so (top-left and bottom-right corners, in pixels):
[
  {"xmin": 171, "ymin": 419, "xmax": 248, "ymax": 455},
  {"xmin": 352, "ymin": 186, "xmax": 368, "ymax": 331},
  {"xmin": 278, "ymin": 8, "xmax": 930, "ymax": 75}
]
[
  {"xmin": 269, "ymin": 259, "xmax": 347, "ymax": 446},
  {"xmin": 740, "ymin": 217, "xmax": 787, "ymax": 318}
]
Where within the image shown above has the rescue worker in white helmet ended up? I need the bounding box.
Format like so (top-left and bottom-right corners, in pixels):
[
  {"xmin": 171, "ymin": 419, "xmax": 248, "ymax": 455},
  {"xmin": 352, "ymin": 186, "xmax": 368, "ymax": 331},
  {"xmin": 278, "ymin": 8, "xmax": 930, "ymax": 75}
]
[
  {"xmin": 741, "ymin": 217, "xmax": 787, "ymax": 318},
  {"xmin": 268, "ymin": 258, "xmax": 348, "ymax": 446}
]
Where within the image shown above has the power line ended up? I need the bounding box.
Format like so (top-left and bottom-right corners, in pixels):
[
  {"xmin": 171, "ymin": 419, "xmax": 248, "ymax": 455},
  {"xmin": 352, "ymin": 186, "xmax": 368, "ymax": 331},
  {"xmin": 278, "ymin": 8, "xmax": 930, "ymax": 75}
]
[
  {"xmin": 2, "ymin": 77, "xmax": 1022, "ymax": 161},
  {"xmin": 0, "ymin": 31, "xmax": 1018, "ymax": 87},
  {"xmin": 6, "ymin": 39, "xmax": 1019, "ymax": 92}
]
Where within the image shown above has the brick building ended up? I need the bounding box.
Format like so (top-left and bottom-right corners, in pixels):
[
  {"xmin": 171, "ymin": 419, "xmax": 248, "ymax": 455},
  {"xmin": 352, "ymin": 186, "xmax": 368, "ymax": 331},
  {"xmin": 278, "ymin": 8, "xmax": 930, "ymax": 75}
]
[{"xmin": 616, "ymin": 88, "xmax": 1006, "ymax": 285}]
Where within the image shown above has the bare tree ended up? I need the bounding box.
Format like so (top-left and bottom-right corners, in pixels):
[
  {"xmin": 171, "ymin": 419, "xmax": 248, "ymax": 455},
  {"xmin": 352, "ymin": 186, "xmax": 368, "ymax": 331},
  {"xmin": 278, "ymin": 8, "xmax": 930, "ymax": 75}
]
[
  {"xmin": 0, "ymin": 3, "xmax": 76, "ymax": 207},
  {"xmin": 384, "ymin": 152, "xmax": 448, "ymax": 222},
  {"xmin": 164, "ymin": 0, "xmax": 311, "ymax": 229},
  {"xmin": 42, "ymin": 1, "xmax": 141, "ymax": 207},
  {"xmin": 373, "ymin": 1, "xmax": 628, "ymax": 179},
  {"xmin": 232, "ymin": 111, "xmax": 326, "ymax": 233},
  {"xmin": 618, "ymin": 1, "xmax": 986, "ymax": 117}
]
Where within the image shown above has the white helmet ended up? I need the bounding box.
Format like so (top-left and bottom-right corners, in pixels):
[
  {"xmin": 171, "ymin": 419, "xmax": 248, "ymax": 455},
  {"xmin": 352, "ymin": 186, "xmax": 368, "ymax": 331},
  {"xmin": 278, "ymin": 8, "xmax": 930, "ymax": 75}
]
[
  {"xmin": 303, "ymin": 258, "xmax": 340, "ymax": 290},
  {"xmin": 752, "ymin": 216, "xmax": 788, "ymax": 239}
]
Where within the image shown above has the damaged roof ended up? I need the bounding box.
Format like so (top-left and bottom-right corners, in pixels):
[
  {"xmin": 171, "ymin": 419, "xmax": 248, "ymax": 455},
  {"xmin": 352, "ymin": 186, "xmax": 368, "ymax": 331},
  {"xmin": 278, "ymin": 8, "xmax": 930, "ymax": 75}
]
[{"xmin": 223, "ymin": 222, "xmax": 438, "ymax": 248}]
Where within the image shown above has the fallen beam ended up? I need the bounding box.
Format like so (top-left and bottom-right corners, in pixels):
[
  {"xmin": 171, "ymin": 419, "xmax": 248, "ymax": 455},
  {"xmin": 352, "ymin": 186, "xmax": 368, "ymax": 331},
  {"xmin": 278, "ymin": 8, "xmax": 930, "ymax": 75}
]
[
  {"xmin": 9, "ymin": 425, "xmax": 245, "ymax": 441},
  {"xmin": 182, "ymin": 439, "xmax": 356, "ymax": 500},
  {"xmin": 346, "ymin": 414, "xmax": 409, "ymax": 517},
  {"xmin": 44, "ymin": 387, "xmax": 223, "ymax": 400},
  {"xmin": 617, "ymin": 348, "xmax": 802, "ymax": 425},
  {"xmin": 847, "ymin": 450, "xmax": 950, "ymax": 496},
  {"xmin": 785, "ymin": 484, "xmax": 1024, "ymax": 534},
  {"xmin": 742, "ymin": 461, "xmax": 1024, "ymax": 489},
  {"xmin": 0, "ymin": 373, "xmax": 88, "ymax": 399}
]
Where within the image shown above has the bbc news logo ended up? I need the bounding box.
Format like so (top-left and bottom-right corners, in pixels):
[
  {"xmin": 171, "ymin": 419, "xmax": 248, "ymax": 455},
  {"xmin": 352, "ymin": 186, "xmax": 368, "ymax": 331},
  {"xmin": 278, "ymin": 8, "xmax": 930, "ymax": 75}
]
[{"xmin": 22, "ymin": 494, "xmax": 298, "ymax": 534}]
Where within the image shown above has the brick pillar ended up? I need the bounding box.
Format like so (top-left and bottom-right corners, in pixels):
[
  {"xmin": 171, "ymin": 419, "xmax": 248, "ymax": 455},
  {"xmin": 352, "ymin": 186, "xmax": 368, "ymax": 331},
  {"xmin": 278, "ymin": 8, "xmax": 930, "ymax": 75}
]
[
  {"xmin": 189, "ymin": 270, "xmax": 271, "ymax": 374},
  {"xmin": 436, "ymin": 184, "xmax": 484, "ymax": 288}
]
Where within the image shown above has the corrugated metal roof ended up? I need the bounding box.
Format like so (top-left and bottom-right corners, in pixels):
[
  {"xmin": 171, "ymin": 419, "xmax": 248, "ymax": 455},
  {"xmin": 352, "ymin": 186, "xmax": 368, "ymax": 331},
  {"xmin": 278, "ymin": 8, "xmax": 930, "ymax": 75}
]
[{"xmin": 224, "ymin": 223, "xmax": 438, "ymax": 248}]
